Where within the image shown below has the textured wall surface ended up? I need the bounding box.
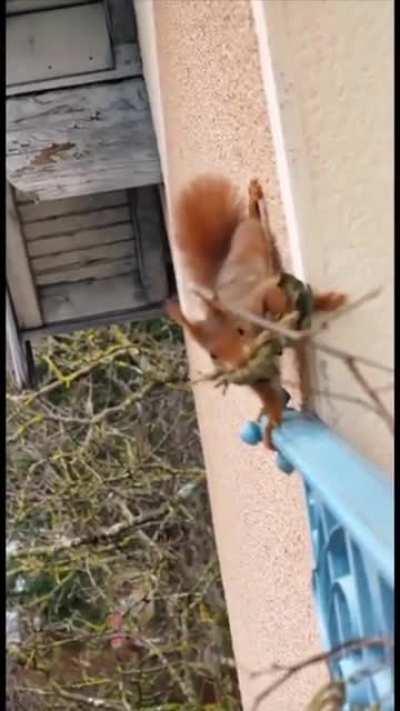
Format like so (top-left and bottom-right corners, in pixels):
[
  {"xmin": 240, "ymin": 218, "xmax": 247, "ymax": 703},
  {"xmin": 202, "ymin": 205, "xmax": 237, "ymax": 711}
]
[
  {"xmin": 135, "ymin": 1, "xmax": 328, "ymax": 709},
  {"xmin": 260, "ymin": 0, "xmax": 394, "ymax": 474}
]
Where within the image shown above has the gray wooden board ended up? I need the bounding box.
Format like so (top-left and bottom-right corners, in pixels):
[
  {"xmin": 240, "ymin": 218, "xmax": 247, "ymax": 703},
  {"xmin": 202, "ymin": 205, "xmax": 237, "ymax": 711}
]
[
  {"xmin": 27, "ymin": 223, "xmax": 134, "ymax": 258},
  {"xmin": 22, "ymin": 304, "xmax": 165, "ymax": 344},
  {"xmin": 7, "ymin": 3, "xmax": 113, "ymax": 86},
  {"xmin": 24, "ymin": 206, "xmax": 131, "ymax": 240},
  {"xmin": 35, "ymin": 257, "xmax": 136, "ymax": 286},
  {"xmin": 7, "ymin": 79, "xmax": 161, "ymax": 200},
  {"xmin": 131, "ymin": 185, "xmax": 168, "ymax": 302},
  {"xmin": 6, "ymin": 45, "xmax": 142, "ymax": 97},
  {"xmin": 32, "ymin": 240, "xmax": 135, "ymax": 272},
  {"xmin": 6, "ymin": 183, "xmax": 43, "ymax": 328},
  {"xmin": 32, "ymin": 241, "xmax": 137, "ymax": 286},
  {"xmin": 7, "ymin": 0, "xmax": 91, "ymax": 14},
  {"xmin": 19, "ymin": 190, "xmax": 128, "ymax": 222},
  {"xmin": 39, "ymin": 273, "xmax": 148, "ymax": 323}
]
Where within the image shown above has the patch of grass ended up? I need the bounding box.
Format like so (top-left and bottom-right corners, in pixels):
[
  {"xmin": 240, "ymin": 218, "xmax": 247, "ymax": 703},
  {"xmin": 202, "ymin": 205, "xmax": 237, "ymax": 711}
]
[{"xmin": 7, "ymin": 320, "xmax": 240, "ymax": 710}]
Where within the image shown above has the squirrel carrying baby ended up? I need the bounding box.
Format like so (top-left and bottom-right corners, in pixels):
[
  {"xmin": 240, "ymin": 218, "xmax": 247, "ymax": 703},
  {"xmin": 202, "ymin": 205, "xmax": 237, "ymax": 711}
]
[{"xmin": 166, "ymin": 175, "xmax": 346, "ymax": 449}]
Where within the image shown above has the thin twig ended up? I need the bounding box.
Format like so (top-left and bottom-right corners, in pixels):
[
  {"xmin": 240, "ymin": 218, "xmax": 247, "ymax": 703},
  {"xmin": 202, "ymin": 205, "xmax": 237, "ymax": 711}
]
[
  {"xmin": 190, "ymin": 373, "xmax": 386, "ymax": 416},
  {"xmin": 10, "ymin": 504, "xmax": 170, "ymax": 559},
  {"xmin": 52, "ymin": 682, "xmax": 126, "ymax": 709},
  {"xmin": 311, "ymin": 338, "xmax": 393, "ymax": 373},
  {"xmin": 280, "ymin": 380, "xmax": 381, "ymax": 413},
  {"xmin": 248, "ymin": 636, "xmax": 393, "ymax": 711},
  {"xmin": 226, "ymin": 304, "xmax": 393, "ymax": 373},
  {"xmin": 308, "ymin": 287, "xmax": 382, "ymax": 337},
  {"xmin": 6, "ymin": 345, "xmax": 139, "ymax": 405},
  {"xmin": 346, "ymin": 357, "xmax": 394, "ymax": 434}
]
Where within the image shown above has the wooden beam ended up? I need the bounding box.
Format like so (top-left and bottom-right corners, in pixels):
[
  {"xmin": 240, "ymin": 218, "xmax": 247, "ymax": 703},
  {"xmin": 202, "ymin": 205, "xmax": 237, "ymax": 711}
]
[
  {"xmin": 7, "ymin": 79, "xmax": 161, "ymax": 200},
  {"xmin": 130, "ymin": 185, "xmax": 168, "ymax": 302},
  {"xmin": 18, "ymin": 189, "xmax": 128, "ymax": 222},
  {"xmin": 6, "ymin": 183, "xmax": 43, "ymax": 329},
  {"xmin": 22, "ymin": 303, "xmax": 165, "ymax": 344},
  {"xmin": 6, "ymin": 288, "xmax": 29, "ymax": 390}
]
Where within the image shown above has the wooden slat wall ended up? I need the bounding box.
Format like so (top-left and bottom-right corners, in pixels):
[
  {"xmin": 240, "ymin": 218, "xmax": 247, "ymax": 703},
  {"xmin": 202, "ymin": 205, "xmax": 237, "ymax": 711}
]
[
  {"xmin": 10, "ymin": 183, "xmax": 168, "ymax": 329},
  {"xmin": 15, "ymin": 188, "xmax": 148, "ymax": 324}
]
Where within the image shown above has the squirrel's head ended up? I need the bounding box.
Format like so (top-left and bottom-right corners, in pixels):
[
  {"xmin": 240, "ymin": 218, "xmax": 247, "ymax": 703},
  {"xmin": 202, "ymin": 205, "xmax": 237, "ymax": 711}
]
[{"xmin": 165, "ymin": 296, "xmax": 256, "ymax": 370}]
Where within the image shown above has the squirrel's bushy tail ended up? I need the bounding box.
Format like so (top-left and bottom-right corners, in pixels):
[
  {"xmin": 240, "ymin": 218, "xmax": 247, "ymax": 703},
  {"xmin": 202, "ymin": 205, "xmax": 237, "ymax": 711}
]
[{"xmin": 174, "ymin": 175, "xmax": 244, "ymax": 287}]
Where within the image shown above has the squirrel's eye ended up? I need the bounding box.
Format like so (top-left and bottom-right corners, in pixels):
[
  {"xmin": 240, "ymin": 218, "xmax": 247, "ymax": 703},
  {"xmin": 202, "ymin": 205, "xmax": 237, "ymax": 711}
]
[
  {"xmin": 210, "ymin": 353, "xmax": 217, "ymax": 360},
  {"xmin": 237, "ymin": 327, "xmax": 245, "ymax": 336}
]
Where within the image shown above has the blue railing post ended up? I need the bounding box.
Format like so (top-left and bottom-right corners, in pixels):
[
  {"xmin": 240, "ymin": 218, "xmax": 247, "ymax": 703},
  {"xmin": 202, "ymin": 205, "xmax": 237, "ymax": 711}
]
[{"xmin": 241, "ymin": 409, "xmax": 394, "ymax": 710}]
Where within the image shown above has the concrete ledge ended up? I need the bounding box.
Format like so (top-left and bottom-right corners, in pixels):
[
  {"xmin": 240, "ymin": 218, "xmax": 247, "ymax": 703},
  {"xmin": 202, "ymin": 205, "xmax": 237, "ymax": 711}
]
[{"xmin": 133, "ymin": 1, "xmax": 326, "ymax": 707}]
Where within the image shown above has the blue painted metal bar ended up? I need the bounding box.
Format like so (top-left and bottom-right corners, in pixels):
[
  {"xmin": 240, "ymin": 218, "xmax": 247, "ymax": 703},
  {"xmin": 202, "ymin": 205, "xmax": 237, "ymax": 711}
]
[{"xmin": 241, "ymin": 409, "xmax": 394, "ymax": 709}]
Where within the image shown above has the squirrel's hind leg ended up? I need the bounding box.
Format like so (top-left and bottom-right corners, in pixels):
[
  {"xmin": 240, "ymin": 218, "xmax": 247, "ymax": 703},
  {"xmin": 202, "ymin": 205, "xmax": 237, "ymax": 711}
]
[
  {"xmin": 248, "ymin": 178, "xmax": 283, "ymax": 276},
  {"xmin": 248, "ymin": 179, "xmax": 264, "ymax": 220}
]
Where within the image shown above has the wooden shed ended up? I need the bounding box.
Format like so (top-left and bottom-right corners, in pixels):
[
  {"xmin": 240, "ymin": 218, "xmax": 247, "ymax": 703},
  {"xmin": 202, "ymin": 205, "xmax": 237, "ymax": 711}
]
[{"xmin": 6, "ymin": 0, "xmax": 172, "ymax": 389}]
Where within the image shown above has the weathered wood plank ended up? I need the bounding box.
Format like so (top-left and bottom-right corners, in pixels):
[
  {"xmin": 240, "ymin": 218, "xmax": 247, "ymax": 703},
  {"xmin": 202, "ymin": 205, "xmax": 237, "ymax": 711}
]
[
  {"xmin": 14, "ymin": 188, "xmax": 38, "ymax": 204},
  {"xmin": 23, "ymin": 304, "xmax": 164, "ymax": 343},
  {"xmin": 19, "ymin": 190, "xmax": 127, "ymax": 222},
  {"xmin": 6, "ymin": 44, "xmax": 142, "ymax": 97},
  {"xmin": 7, "ymin": 4, "xmax": 113, "ymax": 86},
  {"xmin": 7, "ymin": 79, "xmax": 161, "ymax": 200},
  {"xmin": 24, "ymin": 206, "xmax": 131, "ymax": 240},
  {"xmin": 32, "ymin": 239, "xmax": 135, "ymax": 271},
  {"xmin": 6, "ymin": 183, "xmax": 43, "ymax": 328},
  {"xmin": 35, "ymin": 257, "xmax": 135, "ymax": 286},
  {"xmin": 27, "ymin": 223, "xmax": 134, "ymax": 258},
  {"xmin": 40, "ymin": 274, "xmax": 148, "ymax": 323},
  {"xmin": 131, "ymin": 185, "xmax": 168, "ymax": 302},
  {"xmin": 6, "ymin": 288, "xmax": 29, "ymax": 389},
  {"xmin": 32, "ymin": 239, "xmax": 136, "ymax": 274}
]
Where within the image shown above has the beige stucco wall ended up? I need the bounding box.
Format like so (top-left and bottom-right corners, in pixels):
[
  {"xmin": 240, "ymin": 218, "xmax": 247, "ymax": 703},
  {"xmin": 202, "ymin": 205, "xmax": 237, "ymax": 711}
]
[
  {"xmin": 254, "ymin": 0, "xmax": 394, "ymax": 474},
  {"xmin": 134, "ymin": 1, "xmax": 327, "ymax": 709}
]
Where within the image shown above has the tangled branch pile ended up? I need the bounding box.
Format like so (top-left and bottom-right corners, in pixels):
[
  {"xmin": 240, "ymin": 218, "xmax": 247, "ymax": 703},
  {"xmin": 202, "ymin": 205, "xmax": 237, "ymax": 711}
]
[{"xmin": 7, "ymin": 319, "xmax": 239, "ymax": 710}]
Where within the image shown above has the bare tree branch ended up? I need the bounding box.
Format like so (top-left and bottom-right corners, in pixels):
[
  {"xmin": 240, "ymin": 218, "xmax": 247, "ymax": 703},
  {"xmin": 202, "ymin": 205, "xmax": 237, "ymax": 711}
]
[
  {"xmin": 248, "ymin": 636, "xmax": 393, "ymax": 711},
  {"xmin": 345, "ymin": 357, "xmax": 394, "ymax": 434}
]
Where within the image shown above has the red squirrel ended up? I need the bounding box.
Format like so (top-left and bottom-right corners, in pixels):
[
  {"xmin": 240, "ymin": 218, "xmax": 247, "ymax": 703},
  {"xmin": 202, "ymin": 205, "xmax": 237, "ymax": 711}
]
[{"xmin": 166, "ymin": 175, "xmax": 346, "ymax": 445}]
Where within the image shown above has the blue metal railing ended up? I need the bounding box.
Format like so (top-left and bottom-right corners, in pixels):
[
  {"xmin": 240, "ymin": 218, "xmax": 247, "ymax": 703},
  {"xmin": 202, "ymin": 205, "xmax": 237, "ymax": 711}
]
[{"xmin": 241, "ymin": 409, "xmax": 394, "ymax": 710}]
